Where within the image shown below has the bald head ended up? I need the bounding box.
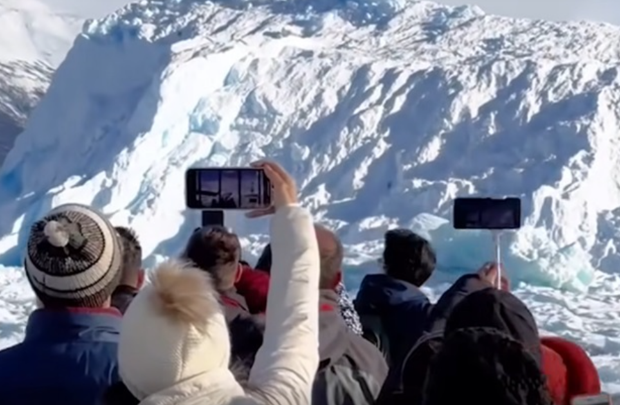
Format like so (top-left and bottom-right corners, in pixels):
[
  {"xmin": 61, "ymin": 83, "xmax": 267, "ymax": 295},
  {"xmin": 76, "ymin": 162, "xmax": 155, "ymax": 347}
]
[
  {"xmin": 254, "ymin": 224, "xmax": 343, "ymax": 289},
  {"xmin": 314, "ymin": 224, "xmax": 343, "ymax": 290}
]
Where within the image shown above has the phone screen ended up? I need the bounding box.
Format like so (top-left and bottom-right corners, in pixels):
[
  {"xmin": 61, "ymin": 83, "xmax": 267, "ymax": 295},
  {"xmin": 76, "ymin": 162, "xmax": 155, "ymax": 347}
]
[
  {"xmin": 185, "ymin": 168, "xmax": 272, "ymax": 210},
  {"xmin": 453, "ymin": 197, "xmax": 521, "ymax": 230}
]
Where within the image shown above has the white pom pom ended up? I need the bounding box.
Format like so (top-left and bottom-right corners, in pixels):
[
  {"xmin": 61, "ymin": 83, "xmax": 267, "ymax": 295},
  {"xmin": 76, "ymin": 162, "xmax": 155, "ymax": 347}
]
[{"xmin": 43, "ymin": 220, "xmax": 70, "ymax": 248}]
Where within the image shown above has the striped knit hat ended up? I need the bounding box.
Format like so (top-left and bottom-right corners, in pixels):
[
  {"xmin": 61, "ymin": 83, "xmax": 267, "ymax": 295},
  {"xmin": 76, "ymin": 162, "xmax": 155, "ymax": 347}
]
[{"xmin": 24, "ymin": 203, "xmax": 122, "ymax": 308}]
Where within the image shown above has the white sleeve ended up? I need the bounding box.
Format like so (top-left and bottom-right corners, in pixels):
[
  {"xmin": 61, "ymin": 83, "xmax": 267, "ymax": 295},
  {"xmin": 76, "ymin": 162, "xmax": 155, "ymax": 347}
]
[{"xmin": 246, "ymin": 205, "xmax": 320, "ymax": 405}]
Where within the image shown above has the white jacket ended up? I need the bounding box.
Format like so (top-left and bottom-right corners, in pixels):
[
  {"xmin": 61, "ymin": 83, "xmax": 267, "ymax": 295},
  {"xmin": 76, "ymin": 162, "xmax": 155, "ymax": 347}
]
[{"xmin": 139, "ymin": 205, "xmax": 320, "ymax": 405}]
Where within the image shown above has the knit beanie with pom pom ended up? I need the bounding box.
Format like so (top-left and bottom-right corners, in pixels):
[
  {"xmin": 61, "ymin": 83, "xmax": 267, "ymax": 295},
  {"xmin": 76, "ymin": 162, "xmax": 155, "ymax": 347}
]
[
  {"xmin": 118, "ymin": 260, "xmax": 231, "ymax": 400},
  {"xmin": 24, "ymin": 203, "xmax": 122, "ymax": 308}
]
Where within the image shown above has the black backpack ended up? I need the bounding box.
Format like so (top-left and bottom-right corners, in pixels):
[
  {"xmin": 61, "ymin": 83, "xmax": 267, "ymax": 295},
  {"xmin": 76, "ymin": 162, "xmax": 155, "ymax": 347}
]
[
  {"xmin": 374, "ymin": 331, "xmax": 443, "ymax": 405},
  {"xmin": 359, "ymin": 313, "xmax": 392, "ymax": 365}
]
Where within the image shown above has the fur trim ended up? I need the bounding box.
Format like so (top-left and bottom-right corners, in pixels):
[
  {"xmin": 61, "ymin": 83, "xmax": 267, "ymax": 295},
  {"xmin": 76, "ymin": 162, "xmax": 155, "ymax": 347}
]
[{"xmin": 148, "ymin": 259, "xmax": 221, "ymax": 332}]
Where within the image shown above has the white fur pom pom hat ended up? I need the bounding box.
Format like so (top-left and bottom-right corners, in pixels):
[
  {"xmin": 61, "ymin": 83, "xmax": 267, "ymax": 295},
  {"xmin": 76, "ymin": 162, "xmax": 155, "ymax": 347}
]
[{"xmin": 118, "ymin": 260, "xmax": 231, "ymax": 400}]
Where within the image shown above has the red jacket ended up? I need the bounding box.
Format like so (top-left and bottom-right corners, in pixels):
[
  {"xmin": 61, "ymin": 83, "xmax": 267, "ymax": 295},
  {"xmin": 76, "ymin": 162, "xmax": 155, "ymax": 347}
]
[
  {"xmin": 235, "ymin": 265, "xmax": 270, "ymax": 314},
  {"xmin": 235, "ymin": 265, "xmax": 337, "ymax": 314},
  {"xmin": 541, "ymin": 336, "xmax": 600, "ymax": 405}
]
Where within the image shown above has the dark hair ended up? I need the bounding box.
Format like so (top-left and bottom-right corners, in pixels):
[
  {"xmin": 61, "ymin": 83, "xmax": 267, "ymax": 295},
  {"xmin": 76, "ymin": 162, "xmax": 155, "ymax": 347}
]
[
  {"xmin": 423, "ymin": 327, "xmax": 553, "ymax": 405},
  {"xmin": 315, "ymin": 225, "xmax": 344, "ymax": 290},
  {"xmin": 383, "ymin": 229, "xmax": 435, "ymax": 287},
  {"xmin": 255, "ymin": 243, "xmax": 272, "ymax": 273},
  {"xmin": 182, "ymin": 225, "xmax": 241, "ymax": 291},
  {"xmin": 114, "ymin": 226, "xmax": 142, "ymax": 287}
]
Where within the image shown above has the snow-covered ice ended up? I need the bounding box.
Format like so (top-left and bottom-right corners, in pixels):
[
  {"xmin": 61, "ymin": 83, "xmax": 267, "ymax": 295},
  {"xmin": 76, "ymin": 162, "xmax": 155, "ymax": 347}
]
[
  {"xmin": 1, "ymin": 0, "xmax": 620, "ymax": 390},
  {"xmin": 0, "ymin": 0, "xmax": 133, "ymax": 167}
]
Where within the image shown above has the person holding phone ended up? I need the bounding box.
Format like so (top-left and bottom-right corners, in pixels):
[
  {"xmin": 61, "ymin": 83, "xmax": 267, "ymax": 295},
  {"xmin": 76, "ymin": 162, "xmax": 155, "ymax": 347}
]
[{"xmin": 104, "ymin": 161, "xmax": 321, "ymax": 405}]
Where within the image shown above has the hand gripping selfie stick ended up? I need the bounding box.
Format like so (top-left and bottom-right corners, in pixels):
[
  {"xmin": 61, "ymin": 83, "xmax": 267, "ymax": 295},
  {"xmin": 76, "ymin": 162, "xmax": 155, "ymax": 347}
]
[{"xmin": 492, "ymin": 230, "xmax": 502, "ymax": 289}]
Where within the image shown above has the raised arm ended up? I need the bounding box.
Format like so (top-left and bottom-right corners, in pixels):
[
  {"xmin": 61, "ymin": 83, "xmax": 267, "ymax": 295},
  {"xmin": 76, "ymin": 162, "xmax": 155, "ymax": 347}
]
[{"xmin": 244, "ymin": 162, "xmax": 320, "ymax": 405}]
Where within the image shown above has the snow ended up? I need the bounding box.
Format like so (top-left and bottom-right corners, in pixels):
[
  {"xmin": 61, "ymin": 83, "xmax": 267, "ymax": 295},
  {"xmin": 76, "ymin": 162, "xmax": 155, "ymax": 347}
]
[{"xmin": 1, "ymin": 0, "xmax": 620, "ymax": 390}]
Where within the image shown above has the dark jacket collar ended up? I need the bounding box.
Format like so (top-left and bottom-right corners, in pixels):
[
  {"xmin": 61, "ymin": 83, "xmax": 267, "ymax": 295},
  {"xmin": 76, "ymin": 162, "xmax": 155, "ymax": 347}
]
[
  {"xmin": 111, "ymin": 285, "xmax": 139, "ymax": 315},
  {"xmin": 24, "ymin": 308, "xmax": 122, "ymax": 344},
  {"xmin": 356, "ymin": 273, "xmax": 426, "ymax": 313}
]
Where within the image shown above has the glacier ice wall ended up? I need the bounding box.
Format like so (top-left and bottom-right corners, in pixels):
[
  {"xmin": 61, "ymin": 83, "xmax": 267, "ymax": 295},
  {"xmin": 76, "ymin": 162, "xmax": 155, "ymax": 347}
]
[{"xmin": 0, "ymin": 0, "xmax": 619, "ymax": 291}]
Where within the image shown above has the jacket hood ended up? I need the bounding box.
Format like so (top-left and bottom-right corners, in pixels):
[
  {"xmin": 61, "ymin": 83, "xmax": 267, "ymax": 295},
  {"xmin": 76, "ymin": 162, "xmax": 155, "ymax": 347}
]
[
  {"xmin": 319, "ymin": 289, "xmax": 349, "ymax": 362},
  {"xmin": 445, "ymin": 287, "xmax": 542, "ymax": 365},
  {"xmin": 355, "ymin": 274, "xmax": 424, "ymax": 313},
  {"xmin": 423, "ymin": 326, "xmax": 554, "ymax": 405},
  {"xmin": 119, "ymin": 260, "xmax": 231, "ymax": 401}
]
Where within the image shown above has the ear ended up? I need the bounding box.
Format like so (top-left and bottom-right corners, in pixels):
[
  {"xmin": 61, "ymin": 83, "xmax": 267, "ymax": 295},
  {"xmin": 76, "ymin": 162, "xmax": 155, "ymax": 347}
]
[
  {"xmin": 234, "ymin": 263, "xmax": 244, "ymax": 284},
  {"xmin": 137, "ymin": 269, "xmax": 146, "ymax": 289}
]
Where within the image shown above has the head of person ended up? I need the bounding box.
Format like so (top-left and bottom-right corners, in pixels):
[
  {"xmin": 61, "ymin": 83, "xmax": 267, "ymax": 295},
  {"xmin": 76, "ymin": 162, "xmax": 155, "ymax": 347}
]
[
  {"xmin": 24, "ymin": 203, "xmax": 123, "ymax": 309},
  {"xmin": 255, "ymin": 224, "xmax": 343, "ymax": 290},
  {"xmin": 181, "ymin": 225, "xmax": 242, "ymax": 293},
  {"xmin": 423, "ymin": 327, "xmax": 554, "ymax": 405},
  {"xmin": 445, "ymin": 288, "xmax": 542, "ymax": 365},
  {"xmin": 117, "ymin": 260, "xmax": 230, "ymax": 401},
  {"xmin": 382, "ymin": 229, "xmax": 436, "ymax": 287},
  {"xmin": 115, "ymin": 226, "xmax": 144, "ymax": 289},
  {"xmin": 314, "ymin": 224, "xmax": 344, "ymax": 290},
  {"xmin": 444, "ymin": 288, "xmax": 599, "ymax": 405}
]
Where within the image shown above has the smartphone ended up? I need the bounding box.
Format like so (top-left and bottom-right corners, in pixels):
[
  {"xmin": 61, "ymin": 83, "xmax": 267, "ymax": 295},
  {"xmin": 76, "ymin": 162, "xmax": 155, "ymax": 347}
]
[
  {"xmin": 571, "ymin": 393, "xmax": 611, "ymax": 405},
  {"xmin": 453, "ymin": 197, "xmax": 521, "ymax": 230},
  {"xmin": 185, "ymin": 168, "xmax": 272, "ymax": 210}
]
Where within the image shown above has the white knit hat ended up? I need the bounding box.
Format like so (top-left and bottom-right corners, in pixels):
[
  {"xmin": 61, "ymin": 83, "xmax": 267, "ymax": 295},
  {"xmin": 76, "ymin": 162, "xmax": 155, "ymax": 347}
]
[
  {"xmin": 24, "ymin": 203, "xmax": 122, "ymax": 307},
  {"xmin": 118, "ymin": 260, "xmax": 231, "ymax": 400}
]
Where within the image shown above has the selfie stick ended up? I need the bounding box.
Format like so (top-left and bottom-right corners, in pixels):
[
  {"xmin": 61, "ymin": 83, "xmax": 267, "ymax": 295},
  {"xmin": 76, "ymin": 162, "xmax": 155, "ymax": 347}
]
[
  {"xmin": 492, "ymin": 230, "xmax": 502, "ymax": 289},
  {"xmin": 201, "ymin": 210, "xmax": 224, "ymax": 227}
]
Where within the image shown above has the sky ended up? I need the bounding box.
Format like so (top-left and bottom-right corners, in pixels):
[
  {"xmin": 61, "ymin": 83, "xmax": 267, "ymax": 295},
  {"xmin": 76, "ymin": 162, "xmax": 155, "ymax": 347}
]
[
  {"xmin": 437, "ymin": 0, "xmax": 620, "ymax": 26},
  {"xmin": 40, "ymin": 0, "xmax": 130, "ymax": 19}
]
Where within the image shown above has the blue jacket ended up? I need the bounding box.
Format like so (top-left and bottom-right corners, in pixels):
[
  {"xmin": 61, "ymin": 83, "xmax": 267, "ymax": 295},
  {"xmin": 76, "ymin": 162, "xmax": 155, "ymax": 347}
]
[
  {"xmin": 0, "ymin": 308, "xmax": 121, "ymax": 405},
  {"xmin": 354, "ymin": 274, "xmax": 432, "ymax": 363}
]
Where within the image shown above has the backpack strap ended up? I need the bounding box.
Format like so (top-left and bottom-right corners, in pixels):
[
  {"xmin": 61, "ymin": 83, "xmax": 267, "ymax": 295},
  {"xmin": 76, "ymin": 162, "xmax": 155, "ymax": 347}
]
[{"xmin": 359, "ymin": 314, "xmax": 391, "ymax": 364}]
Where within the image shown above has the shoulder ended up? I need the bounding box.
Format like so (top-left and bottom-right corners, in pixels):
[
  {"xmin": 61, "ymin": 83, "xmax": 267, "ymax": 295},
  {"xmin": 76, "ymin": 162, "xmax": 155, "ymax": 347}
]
[{"xmin": 0, "ymin": 342, "xmax": 25, "ymax": 367}]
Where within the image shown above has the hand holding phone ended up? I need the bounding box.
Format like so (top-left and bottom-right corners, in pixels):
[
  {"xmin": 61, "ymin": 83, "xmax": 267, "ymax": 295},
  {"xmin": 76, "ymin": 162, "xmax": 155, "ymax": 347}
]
[
  {"xmin": 245, "ymin": 160, "xmax": 297, "ymax": 218},
  {"xmin": 477, "ymin": 262, "xmax": 510, "ymax": 291}
]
